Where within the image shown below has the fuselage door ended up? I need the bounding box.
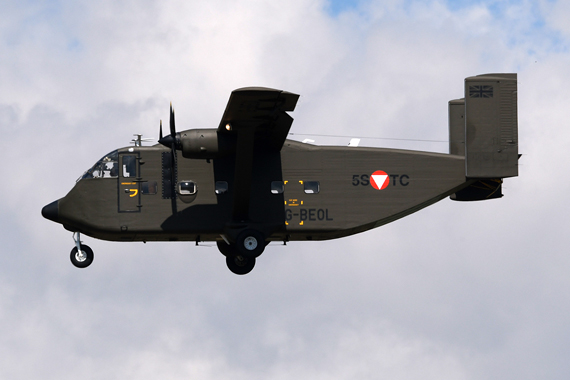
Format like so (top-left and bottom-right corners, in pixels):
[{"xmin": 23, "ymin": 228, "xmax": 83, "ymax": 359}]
[{"xmin": 118, "ymin": 153, "xmax": 140, "ymax": 212}]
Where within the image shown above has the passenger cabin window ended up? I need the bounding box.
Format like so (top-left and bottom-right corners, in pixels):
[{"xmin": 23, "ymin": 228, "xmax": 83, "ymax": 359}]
[
  {"xmin": 304, "ymin": 181, "xmax": 320, "ymax": 194},
  {"xmin": 80, "ymin": 150, "xmax": 119, "ymax": 180},
  {"xmin": 141, "ymin": 181, "xmax": 157, "ymax": 195},
  {"xmin": 271, "ymin": 181, "xmax": 284, "ymax": 194},
  {"xmin": 215, "ymin": 181, "xmax": 228, "ymax": 195},
  {"xmin": 178, "ymin": 181, "xmax": 197, "ymax": 195}
]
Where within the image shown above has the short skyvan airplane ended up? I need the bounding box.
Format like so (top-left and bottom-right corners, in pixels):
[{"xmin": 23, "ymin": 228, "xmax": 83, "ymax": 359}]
[{"xmin": 42, "ymin": 73, "xmax": 519, "ymax": 274}]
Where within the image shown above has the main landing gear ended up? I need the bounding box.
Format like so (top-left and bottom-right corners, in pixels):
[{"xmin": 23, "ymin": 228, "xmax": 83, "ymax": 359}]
[
  {"xmin": 225, "ymin": 254, "xmax": 256, "ymax": 275},
  {"xmin": 217, "ymin": 229, "xmax": 266, "ymax": 275},
  {"xmin": 67, "ymin": 230, "xmax": 266, "ymax": 274},
  {"xmin": 70, "ymin": 232, "xmax": 94, "ymax": 268}
]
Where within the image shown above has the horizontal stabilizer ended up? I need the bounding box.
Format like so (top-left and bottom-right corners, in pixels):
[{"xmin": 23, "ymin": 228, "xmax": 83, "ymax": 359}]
[{"xmin": 450, "ymin": 179, "xmax": 503, "ymax": 201}]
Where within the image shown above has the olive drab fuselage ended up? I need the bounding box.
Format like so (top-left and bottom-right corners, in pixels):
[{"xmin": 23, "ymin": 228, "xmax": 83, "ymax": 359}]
[{"xmin": 56, "ymin": 140, "xmax": 469, "ymax": 243}]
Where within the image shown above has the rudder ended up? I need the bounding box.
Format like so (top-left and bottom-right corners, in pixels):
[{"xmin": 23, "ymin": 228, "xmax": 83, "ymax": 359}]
[{"xmin": 464, "ymin": 73, "xmax": 518, "ymax": 178}]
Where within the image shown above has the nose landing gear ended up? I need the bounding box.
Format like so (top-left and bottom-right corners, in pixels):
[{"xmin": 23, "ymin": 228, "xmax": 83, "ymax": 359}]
[{"xmin": 70, "ymin": 232, "xmax": 94, "ymax": 268}]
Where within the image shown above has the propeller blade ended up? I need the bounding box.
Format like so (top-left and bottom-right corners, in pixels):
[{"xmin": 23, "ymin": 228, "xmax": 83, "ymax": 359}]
[
  {"xmin": 158, "ymin": 104, "xmax": 179, "ymax": 149},
  {"xmin": 156, "ymin": 104, "xmax": 178, "ymax": 214},
  {"xmin": 170, "ymin": 103, "xmax": 176, "ymax": 136}
]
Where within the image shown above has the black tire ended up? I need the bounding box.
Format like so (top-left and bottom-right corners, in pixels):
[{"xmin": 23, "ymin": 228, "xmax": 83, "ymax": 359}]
[
  {"xmin": 216, "ymin": 241, "xmax": 238, "ymax": 257},
  {"xmin": 236, "ymin": 230, "xmax": 265, "ymax": 259},
  {"xmin": 70, "ymin": 245, "xmax": 94, "ymax": 268},
  {"xmin": 226, "ymin": 255, "xmax": 256, "ymax": 275}
]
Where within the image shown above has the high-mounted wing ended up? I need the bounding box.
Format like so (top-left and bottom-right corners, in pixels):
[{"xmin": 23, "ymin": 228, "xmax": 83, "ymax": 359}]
[
  {"xmin": 217, "ymin": 87, "xmax": 299, "ymax": 223},
  {"xmin": 218, "ymin": 87, "xmax": 299, "ymax": 152}
]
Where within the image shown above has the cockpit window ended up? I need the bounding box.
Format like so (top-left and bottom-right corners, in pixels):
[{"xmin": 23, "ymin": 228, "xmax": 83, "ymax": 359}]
[{"xmin": 80, "ymin": 150, "xmax": 119, "ymax": 180}]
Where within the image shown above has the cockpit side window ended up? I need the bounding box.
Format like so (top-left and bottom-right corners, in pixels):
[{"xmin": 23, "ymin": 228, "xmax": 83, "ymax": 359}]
[
  {"xmin": 80, "ymin": 150, "xmax": 119, "ymax": 180},
  {"xmin": 101, "ymin": 160, "xmax": 119, "ymax": 178}
]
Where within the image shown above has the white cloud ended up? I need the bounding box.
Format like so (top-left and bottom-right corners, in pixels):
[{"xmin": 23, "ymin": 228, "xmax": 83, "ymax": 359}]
[{"xmin": 2, "ymin": 0, "xmax": 570, "ymax": 379}]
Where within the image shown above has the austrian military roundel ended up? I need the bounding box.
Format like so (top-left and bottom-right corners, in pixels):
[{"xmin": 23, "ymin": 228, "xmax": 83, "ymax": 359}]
[{"xmin": 370, "ymin": 170, "xmax": 390, "ymax": 190}]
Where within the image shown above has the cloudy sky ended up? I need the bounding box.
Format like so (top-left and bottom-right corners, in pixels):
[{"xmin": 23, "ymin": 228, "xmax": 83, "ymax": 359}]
[{"xmin": 1, "ymin": 0, "xmax": 570, "ymax": 378}]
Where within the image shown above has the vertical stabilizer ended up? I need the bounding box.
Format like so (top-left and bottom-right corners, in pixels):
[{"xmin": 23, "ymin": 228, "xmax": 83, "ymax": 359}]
[
  {"xmin": 464, "ymin": 73, "xmax": 518, "ymax": 178},
  {"xmin": 449, "ymin": 98, "xmax": 465, "ymax": 156}
]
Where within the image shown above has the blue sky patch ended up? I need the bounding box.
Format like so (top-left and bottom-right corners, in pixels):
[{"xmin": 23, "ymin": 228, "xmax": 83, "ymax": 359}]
[{"xmin": 326, "ymin": 0, "xmax": 361, "ymax": 16}]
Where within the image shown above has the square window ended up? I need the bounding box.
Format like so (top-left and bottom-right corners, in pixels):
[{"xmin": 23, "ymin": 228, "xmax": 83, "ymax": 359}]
[
  {"xmin": 304, "ymin": 181, "xmax": 320, "ymax": 194},
  {"xmin": 179, "ymin": 181, "xmax": 197, "ymax": 195},
  {"xmin": 271, "ymin": 181, "xmax": 284, "ymax": 194},
  {"xmin": 215, "ymin": 181, "xmax": 228, "ymax": 195},
  {"xmin": 141, "ymin": 181, "xmax": 157, "ymax": 194}
]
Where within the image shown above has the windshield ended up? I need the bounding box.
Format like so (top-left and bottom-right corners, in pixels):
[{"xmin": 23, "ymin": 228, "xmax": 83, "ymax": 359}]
[{"xmin": 79, "ymin": 150, "xmax": 119, "ymax": 181}]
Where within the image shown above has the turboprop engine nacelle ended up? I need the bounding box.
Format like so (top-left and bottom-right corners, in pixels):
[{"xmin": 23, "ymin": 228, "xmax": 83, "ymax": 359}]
[{"xmin": 179, "ymin": 129, "xmax": 236, "ymax": 159}]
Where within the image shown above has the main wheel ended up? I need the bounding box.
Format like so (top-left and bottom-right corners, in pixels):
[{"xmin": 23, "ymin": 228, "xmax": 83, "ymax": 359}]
[
  {"xmin": 70, "ymin": 244, "xmax": 94, "ymax": 268},
  {"xmin": 226, "ymin": 255, "xmax": 255, "ymax": 275},
  {"xmin": 236, "ymin": 230, "xmax": 265, "ymax": 259}
]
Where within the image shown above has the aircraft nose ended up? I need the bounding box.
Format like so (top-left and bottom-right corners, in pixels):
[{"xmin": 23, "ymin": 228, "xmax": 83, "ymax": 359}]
[{"xmin": 41, "ymin": 200, "xmax": 60, "ymax": 223}]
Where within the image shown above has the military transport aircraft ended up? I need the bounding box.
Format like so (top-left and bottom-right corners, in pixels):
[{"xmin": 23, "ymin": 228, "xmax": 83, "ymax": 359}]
[{"xmin": 42, "ymin": 73, "xmax": 519, "ymax": 275}]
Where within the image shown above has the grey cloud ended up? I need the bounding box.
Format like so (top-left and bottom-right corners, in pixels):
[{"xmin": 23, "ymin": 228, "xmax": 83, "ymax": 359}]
[{"xmin": 1, "ymin": 0, "xmax": 570, "ymax": 379}]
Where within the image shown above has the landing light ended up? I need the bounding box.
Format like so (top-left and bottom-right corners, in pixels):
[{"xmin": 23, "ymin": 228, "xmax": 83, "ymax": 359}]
[{"xmin": 225, "ymin": 123, "xmax": 232, "ymax": 131}]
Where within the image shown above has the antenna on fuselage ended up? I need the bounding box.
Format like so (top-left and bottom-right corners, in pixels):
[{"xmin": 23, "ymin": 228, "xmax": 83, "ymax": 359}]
[{"xmin": 131, "ymin": 134, "xmax": 154, "ymax": 147}]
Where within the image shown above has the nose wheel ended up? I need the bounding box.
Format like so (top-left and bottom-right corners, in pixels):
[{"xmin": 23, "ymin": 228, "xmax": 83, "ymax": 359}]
[{"xmin": 70, "ymin": 232, "xmax": 94, "ymax": 268}]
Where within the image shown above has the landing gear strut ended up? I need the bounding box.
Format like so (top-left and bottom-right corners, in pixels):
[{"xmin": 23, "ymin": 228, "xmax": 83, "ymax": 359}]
[{"xmin": 70, "ymin": 232, "xmax": 94, "ymax": 268}]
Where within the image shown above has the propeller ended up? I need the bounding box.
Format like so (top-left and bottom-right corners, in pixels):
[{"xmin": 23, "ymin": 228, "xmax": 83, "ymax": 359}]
[
  {"xmin": 158, "ymin": 103, "xmax": 180, "ymax": 149},
  {"xmin": 159, "ymin": 103, "xmax": 180, "ymax": 214}
]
